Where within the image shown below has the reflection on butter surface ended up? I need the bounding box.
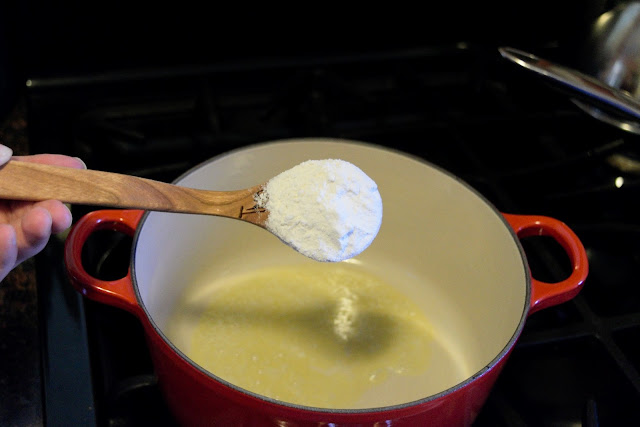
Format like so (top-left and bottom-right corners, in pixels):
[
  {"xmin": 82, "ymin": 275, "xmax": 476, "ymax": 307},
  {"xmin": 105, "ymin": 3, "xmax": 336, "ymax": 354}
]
[{"xmin": 166, "ymin": 263, "xmax": 462, "ymax": 409}]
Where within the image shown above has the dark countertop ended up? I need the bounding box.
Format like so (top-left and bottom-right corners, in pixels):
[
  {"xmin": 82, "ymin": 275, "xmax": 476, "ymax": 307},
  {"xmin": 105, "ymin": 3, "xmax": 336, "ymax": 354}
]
[{"xmin": 0, "ymin": 96, "xmax": 43, "ymax": 426}]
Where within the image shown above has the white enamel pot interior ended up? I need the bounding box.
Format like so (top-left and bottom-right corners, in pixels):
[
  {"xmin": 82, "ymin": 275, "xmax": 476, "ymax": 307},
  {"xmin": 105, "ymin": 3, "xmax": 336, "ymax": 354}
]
[{"xmin": 131, "ymin": 137, "xmax": 531, "ymax": 409}]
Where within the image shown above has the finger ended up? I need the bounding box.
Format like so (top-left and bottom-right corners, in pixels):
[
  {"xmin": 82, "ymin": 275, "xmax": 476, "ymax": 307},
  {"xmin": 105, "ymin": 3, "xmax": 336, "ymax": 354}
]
[
  {"xmin": 0, "ymin": 144, "xmax": 13, "ymax": 166},
  {"xmin": 12, "ymin": 154, "xmax": 87, "ymax": 169},
  {"xmin": 0, "ymin": 224, "xmax": 18, "ymax": 282},
  {"xmin": 14, "ymin": 206, "xmax": 53, "ymax": 265},
  {"xmin": 33, "ymin": 199, "xmax": 73, "ymax": 234}
]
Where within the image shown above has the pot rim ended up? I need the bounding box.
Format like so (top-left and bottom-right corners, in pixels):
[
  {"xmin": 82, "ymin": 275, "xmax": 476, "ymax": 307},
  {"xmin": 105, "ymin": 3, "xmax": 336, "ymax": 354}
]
[{"xmin": 129, "ymin": 137, "xmax": 531, "ymax": 413}]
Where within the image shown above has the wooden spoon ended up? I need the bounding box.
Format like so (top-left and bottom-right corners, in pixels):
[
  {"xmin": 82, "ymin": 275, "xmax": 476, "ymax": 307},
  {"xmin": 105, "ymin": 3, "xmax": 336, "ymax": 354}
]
[{"xmin": 0, "ymin": 160, "xmax": 268, "ymax": 228}]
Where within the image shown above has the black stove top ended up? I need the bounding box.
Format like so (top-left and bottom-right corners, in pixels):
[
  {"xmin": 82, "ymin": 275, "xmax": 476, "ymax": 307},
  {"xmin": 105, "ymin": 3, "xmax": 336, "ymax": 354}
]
[{"xmin": 26, "ymin": 43, "xmax": 640, "ymax": 426}]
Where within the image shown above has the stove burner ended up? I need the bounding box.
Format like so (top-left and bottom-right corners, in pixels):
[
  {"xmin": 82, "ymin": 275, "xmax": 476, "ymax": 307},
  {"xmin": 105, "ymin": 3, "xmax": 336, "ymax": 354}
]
[{"xmin": 26, "ymin": 45, "xmax": 640, "ymax": 426}]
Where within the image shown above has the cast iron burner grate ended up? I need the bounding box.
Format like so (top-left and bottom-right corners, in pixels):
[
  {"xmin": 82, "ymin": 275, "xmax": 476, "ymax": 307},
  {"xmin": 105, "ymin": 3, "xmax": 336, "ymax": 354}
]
[{"xmin": 28, "ymin": 44, "xmax": 640, "ymax": 426}]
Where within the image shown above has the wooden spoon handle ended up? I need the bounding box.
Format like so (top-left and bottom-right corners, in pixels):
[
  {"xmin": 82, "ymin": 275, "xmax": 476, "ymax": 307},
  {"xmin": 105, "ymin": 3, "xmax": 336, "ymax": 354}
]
[{"xmin": 0, "ymin": 161, "xmax": 267, "ymax": 224}]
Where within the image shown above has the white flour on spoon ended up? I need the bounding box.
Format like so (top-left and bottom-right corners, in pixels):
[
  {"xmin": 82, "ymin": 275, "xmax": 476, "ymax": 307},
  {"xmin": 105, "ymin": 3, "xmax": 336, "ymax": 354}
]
[{"xmin": 254, "ymin": 159, "xmax": 383, "ymax": 262}]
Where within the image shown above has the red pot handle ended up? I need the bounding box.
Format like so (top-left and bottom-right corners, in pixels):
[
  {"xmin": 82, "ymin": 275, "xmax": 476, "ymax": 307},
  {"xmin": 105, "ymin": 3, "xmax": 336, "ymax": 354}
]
[
  {"xmin": 65, "ymin": 210, "xmax": 587, "ymax": 317},
  {"xmin": 64, "ymin": 209, "xmax": 145, "ymax": 316},
  {"xmin": 502, "ymin": 213, "xmax": 589, "ymax": 314}
]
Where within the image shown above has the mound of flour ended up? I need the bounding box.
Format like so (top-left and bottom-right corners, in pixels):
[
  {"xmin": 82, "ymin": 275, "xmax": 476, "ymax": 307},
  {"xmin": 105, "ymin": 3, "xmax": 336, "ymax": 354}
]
[{"xmin": 255, "ymin": 159, "xmax": 383, "ymax": 262}]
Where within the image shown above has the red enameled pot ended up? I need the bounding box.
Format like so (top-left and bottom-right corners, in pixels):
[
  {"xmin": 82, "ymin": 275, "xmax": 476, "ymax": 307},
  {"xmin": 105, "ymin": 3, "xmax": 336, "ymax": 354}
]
[{"xmin": 64, "ymin": 138, "xmax": 588, "ymax": 426}]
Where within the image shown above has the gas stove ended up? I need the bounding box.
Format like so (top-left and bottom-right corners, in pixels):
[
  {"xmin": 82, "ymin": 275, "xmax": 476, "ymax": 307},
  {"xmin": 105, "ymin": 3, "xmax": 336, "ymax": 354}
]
[{"xmin": 26, "ymin": 43, "xmax": 640, "ymax": 426}]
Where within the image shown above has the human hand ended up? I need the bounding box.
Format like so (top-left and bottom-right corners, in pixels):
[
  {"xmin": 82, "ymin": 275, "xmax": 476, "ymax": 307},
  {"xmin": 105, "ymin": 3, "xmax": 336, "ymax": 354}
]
[{"xmin": 0, "ymin": 144, "xmax": 86, "ymax": 282}]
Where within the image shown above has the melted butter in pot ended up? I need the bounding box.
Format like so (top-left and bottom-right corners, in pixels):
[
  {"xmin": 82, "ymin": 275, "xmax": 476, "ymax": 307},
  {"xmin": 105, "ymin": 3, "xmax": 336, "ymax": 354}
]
[{"xmin": 166, "ymin": 263, "xmax": 461, "ymax": 409}]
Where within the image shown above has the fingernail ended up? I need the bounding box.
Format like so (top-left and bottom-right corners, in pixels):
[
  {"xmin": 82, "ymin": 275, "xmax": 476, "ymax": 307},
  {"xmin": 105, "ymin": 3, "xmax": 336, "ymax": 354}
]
[
  {"xmin": 74, "ymin": 157, "xmax": 87, "ymax": 169},
  {"xmin": 0, "ymin": 144, "xmax": 13, "ymax": 165}
]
